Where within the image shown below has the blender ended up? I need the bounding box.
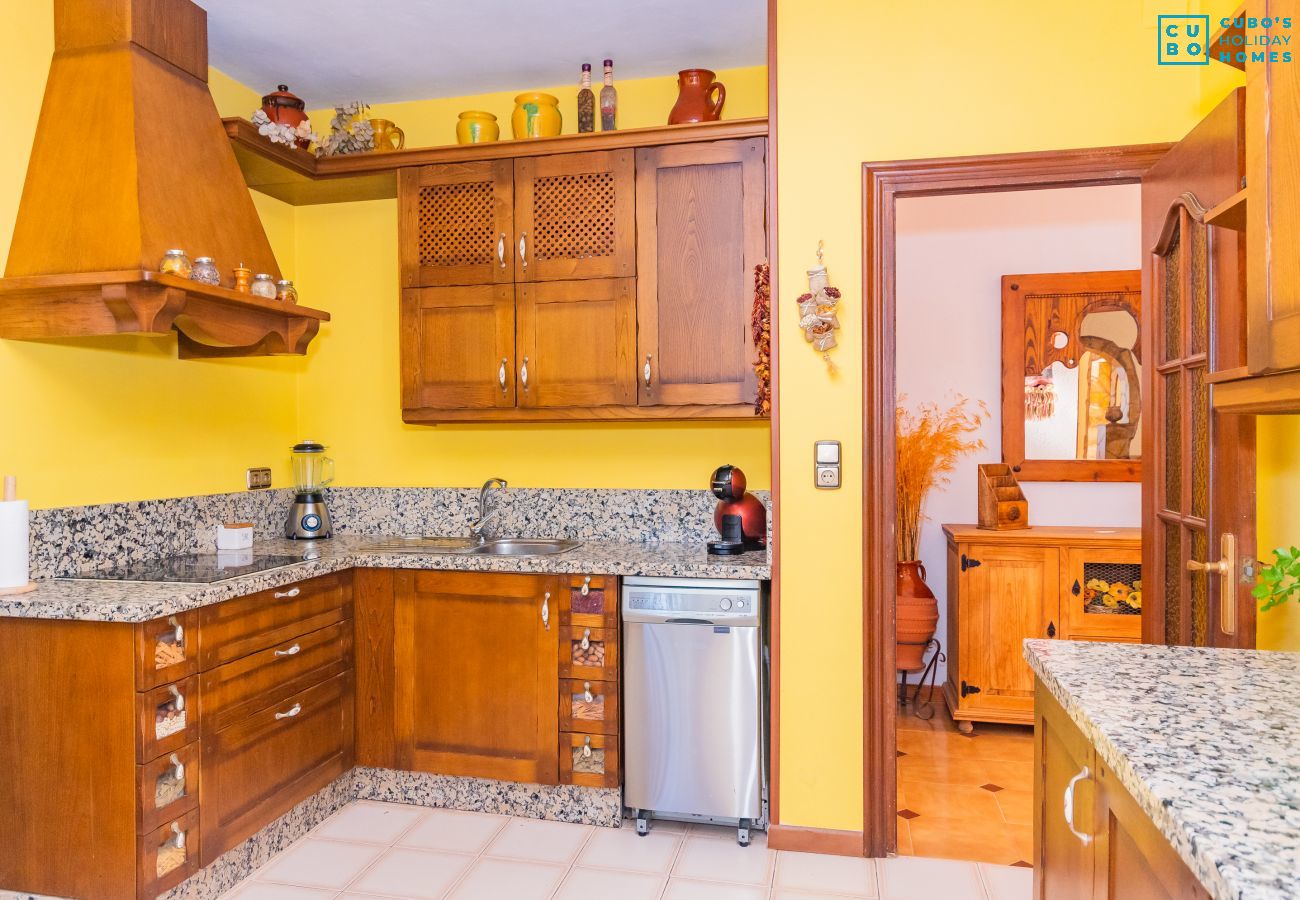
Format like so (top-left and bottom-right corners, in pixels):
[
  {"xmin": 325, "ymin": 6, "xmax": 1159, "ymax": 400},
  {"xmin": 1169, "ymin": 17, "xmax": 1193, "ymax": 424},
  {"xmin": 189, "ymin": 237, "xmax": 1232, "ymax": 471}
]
[{"xmin": 285, "ymin": 441, "xmax": 335, "ymax": 539}]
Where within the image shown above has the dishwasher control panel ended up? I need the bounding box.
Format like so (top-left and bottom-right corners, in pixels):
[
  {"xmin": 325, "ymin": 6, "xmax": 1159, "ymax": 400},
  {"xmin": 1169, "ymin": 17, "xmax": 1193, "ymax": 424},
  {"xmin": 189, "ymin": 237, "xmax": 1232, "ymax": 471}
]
[{"xmin": 622, "ymin": 578, "xmax": 763, "ymax": 624}]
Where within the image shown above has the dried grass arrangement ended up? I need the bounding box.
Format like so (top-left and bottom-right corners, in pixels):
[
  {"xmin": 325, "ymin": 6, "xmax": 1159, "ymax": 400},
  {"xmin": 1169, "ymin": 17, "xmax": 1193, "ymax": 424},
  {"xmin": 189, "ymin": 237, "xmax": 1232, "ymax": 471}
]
[{"xmin": 896, "ymin": 396, "xmax": 988, "ymax": 561}]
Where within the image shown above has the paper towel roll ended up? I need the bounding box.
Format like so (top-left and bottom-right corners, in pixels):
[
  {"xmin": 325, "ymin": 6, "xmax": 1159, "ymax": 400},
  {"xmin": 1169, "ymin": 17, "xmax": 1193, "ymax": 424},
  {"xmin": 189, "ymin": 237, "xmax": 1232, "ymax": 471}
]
[{"xmin": 0, "ymin": 499, "xmax": 30, "ymax": 589}]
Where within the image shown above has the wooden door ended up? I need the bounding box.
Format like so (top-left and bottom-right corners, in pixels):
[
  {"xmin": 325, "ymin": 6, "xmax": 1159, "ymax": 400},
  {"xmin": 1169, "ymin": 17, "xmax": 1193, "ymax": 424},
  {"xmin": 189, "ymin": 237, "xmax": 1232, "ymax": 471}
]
[
  {"xmin": 1092, "ymin": 763, "xmax": 1210, "ymax": 899},
  {"xmin": 954, "ymin": 543, "xmax": 1058, "ymax": 721},
  {"xmin": 1035, "ymin": 685, "xmax": 1095, "ymax": 900},
  {"xmin": 394, "ymin": 571, "xmax": 560, "ymax": 784},
  {"xmin": 398, "ymin": 161, "xmax": 514, "ymax": 288},
  {"xmin": 635, "ymin": 138, "xmax": 766, "ymax": 407},
  {"xmin": 401, "ymin": 285, "xmax": 516, "ymax": 413},
  {"xmin": 1246, "ymin": 0, "xmax": 1300, "ymax": 374},
  {"xmin": 1142, "ymin": 88, "xmax": 1257, "ymax": 648},
  {"xmin": 514, "ymin": 150, "xmax": 635, "ymax": 282},
  {"xmin": 516, "ymin": 278, "xmax": 636, "ymax": 408},
  {"xmin": 1060, "ymin": 546, "xmax": 1143, "ymax": 643}
]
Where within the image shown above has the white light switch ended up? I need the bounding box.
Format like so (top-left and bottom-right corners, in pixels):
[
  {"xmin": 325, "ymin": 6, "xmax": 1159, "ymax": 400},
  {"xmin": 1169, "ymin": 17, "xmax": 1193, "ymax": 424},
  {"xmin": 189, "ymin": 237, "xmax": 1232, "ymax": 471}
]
[{"xmin": 814, "ymin": 440, "xmax": 841, "ymax": 489}]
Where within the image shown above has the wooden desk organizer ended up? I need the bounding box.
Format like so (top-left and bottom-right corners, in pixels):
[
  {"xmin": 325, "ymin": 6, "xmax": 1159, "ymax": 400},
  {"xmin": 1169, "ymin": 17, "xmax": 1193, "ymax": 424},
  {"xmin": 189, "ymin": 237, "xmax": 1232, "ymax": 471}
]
[{"xmin": 977, "ymin": 464, "xmax": 1028, "ymax": 530}]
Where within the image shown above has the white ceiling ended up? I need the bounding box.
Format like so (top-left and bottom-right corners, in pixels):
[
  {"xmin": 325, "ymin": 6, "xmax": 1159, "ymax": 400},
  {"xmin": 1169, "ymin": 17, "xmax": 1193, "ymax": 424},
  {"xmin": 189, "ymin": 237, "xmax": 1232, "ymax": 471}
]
[{"xmin": 204, "ymin": 0, "xmax": 766, "ymax": 108}]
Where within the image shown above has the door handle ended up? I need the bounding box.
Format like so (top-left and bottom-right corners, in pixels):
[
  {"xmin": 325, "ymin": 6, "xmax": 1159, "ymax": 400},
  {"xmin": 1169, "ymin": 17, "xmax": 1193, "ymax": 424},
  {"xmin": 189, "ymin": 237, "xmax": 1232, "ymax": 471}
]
[
  {"xmin": 274, "ymin": 643, "xmax": 301, "ymax": 658},
  {"xmin": 274, "ymin": 703, "xmax": 302, "ymax": 720},
  {"xmin": 519, "ymin": 232, "xmax": 528, "ymax": 270},
  {"xmin": 498, "ymin": 233, "xmax": 506, "ymax": 268},
  {"xmin": 541, "ymin": 591, "xmax": 550, "ymax": 630},
  {"xmin": 498, "ymin": 357, "xmax": 508, "ymax": 394},
  {"xmin": 1064, "ymin": 765, "xmax": 1092, "ymax": 845},
  {"xmin": 520, "ymin": 357, "xmax": 530, "ymax": 392},
  {"xmin": 1187, "ymin": 532, "xmax": 1237, "ymax": 636}
]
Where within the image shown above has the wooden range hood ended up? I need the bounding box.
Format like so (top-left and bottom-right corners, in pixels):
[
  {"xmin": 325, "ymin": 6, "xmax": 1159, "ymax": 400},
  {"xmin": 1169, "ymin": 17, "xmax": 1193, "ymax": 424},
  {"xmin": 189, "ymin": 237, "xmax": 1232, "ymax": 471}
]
[{"xmin": 0, "ymin": 0, "xmax": 328, "ymax": 358}]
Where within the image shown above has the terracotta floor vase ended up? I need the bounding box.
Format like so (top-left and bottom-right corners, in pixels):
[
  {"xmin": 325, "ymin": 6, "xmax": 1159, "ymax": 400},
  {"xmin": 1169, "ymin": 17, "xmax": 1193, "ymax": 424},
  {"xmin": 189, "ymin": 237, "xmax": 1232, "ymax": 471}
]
[{"xmin": 897, "ymin": 560, "xmax": 939, "ymax": 671}]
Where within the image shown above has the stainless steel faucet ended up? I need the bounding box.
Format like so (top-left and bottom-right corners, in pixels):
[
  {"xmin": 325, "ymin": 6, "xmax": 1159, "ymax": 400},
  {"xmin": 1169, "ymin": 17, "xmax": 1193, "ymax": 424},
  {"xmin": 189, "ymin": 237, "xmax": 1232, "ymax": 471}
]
[{"xmin": 470, "ymin": 477, "xmax": 508, "ymax": 544}]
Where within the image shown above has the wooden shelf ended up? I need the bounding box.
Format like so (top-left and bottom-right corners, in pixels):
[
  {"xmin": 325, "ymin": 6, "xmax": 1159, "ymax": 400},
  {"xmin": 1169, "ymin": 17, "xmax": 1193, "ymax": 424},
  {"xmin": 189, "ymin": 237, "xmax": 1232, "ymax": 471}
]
[
  {"xmin": 1211, "ymin": 3, "xmax": 1247, "ymax": 69},
  {"xmin": 1206, "ymin": 188, "xmax": 1247, "ymax": 231},
  {"xmin": 0, "ymin": 270, "xmax": 330, "ymax": 358},
  {"xmin": 224, "ymin": 116, "xmax": 770, "ymax": 206},
  {"xmin": 1209, "ymin": 365, "xmax": 1300, "ymax": 413}
]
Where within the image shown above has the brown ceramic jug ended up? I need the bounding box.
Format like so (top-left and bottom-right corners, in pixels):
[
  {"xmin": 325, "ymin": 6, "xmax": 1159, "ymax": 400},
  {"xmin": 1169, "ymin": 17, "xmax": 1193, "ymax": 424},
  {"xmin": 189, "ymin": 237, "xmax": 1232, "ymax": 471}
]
[
  {"xmin": 896, "ymin": 560, "xmax": 939, "ymax": 671},
  {"xmin": 668, "ymin": 69, "xmax": 726, "ymax": 124}
]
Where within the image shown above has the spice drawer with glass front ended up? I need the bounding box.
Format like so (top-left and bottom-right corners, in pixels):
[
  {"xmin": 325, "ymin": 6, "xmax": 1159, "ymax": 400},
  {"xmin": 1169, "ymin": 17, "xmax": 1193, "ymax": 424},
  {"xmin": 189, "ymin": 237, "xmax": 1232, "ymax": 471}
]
[{"xmin": 943, "ymin": 525, "xmax": 1141, "ymax": 730}]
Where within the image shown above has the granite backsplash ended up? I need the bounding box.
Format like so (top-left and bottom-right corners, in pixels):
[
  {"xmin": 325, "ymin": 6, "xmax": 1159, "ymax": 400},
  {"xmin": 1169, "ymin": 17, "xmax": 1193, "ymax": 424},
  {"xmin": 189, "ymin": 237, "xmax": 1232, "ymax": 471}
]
[{"xmin": 29, "ymin": 486, "xmax": 769, "ymax": 579}]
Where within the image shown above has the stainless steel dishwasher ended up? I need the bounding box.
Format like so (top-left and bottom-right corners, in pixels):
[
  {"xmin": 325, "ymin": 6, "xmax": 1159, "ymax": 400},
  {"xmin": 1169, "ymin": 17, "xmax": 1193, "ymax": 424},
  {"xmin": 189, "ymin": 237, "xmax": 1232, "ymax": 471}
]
[{"xmin": 622, "ymin": 576, "xmax": 767, "ymax": 846}]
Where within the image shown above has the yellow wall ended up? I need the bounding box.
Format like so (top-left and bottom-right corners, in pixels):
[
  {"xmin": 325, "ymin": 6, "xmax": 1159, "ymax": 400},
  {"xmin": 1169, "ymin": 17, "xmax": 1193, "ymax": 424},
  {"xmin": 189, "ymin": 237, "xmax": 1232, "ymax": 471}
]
[
  {"xmin": 773, "ymin": 0, "xmax": 1294, "ymax": 832},
  {"xmin": 0, "ymin": 3, "xmax": 302, "ymax": 509},
  {"xmin": 292, "ymin": 67, "xmax": 772, "ymax": 490}
]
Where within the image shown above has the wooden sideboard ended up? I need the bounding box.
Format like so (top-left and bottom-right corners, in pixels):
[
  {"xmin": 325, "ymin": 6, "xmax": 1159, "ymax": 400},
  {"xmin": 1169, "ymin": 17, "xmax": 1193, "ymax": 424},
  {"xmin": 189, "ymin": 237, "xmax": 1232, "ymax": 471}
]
[{"xmin": 943, "ymin": 525, "xmax": 1141, "ymax": 730}]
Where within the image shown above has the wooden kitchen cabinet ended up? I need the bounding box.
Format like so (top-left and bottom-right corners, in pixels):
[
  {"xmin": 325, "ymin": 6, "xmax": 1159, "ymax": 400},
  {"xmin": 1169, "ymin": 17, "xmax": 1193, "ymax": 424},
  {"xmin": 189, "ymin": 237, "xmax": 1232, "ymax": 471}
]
[
  {"xmin": 398, "ymin": 160, "xmax": 514, "ymax": 288},
  {"xmin": 945, "ymin": 526, "xmax": 1141, "ymax": 729},
  {"xmin": 393, "ymin": 570, "xmax": 562, "ymax": 784},
  {"xmin": 1035, "ymin": 681, "xmax": 1208, "ymax": 900},
  {"xmin": 401, "ymin": 284, "xmax": 516, "ymax": 412},
  {"xmin": 635, "ymin": 138, "xmax": 765, "ymax": 409}
]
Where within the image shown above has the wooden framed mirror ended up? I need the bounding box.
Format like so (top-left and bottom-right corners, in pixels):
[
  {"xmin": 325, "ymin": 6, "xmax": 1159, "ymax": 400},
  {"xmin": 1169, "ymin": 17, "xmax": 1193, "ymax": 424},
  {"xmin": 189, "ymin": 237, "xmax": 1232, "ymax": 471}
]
[{"xmin": 1001, "ymin": 270, "xmax": 1142, "ymax": 481}]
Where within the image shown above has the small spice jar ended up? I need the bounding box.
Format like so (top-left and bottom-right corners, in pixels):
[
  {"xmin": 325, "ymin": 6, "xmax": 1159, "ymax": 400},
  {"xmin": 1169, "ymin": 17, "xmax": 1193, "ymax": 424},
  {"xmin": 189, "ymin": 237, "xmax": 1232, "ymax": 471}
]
[
  {"xmin": 190, "ymin": 257, "xmax": 220, "ymax": 286},
  {"xmin": 250, "ymin": 273, "xmax": 277, "ymax": 299},
  {"xmin": 159, "ymin": 249, "xmax": 192, "ymax": 278},
  {"xmin": 275, "ymin": 279, "xmax": 299, "ymax": 304},
  {"xmin": 232, "ymin": 263, "xmax": 252, "ymax": 293}
]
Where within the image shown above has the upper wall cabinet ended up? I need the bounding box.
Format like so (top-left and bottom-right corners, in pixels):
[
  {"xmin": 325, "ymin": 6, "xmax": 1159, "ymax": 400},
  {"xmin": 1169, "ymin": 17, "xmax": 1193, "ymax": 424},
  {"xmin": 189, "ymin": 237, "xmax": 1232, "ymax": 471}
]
[{"xmin": 398, "ymin": 137, "xmax": 767, "ymax": 423}]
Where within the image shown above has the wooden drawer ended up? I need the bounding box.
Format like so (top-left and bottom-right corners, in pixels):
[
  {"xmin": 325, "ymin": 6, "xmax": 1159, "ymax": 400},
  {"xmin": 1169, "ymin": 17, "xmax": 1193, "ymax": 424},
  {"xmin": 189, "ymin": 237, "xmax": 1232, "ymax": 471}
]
[
  {"xmin": 201, "ymin": 620, "xmax": 353, "ymax": 734},
  {"xmin": 137, "ymin": 741, "xmax": 199, "ymax": 834},
  {"xmin": 559, "ymin": 732, "xmax": 619, "ymax": 788},
  {"xmin": 560, "ymin": 575, "xmax": 616, "ymax": 628},
  {"xmin": 137, "ymin": 808, "xmax": 199, "ymax": 900},
  {"xmin": 199, "ymin": 572, "xmax": 349, "ymax": 670},
  {"xmin": 559, "ymin": 625, "xmax": 618, "ymax": 681},
  {"xmin": 559, "ymin": 678, "xmax": 619, "ymax": 735},
  {"xmin": 137, "ymin": 675, "xmax": 200, "ymax": 763},
  {"xmin": 136, "ymin": 610, "xmax": 199, "ymax": 691},
  {"xmin": 200, "ymin": 671, "xmax": 354, "ymax": 864}
]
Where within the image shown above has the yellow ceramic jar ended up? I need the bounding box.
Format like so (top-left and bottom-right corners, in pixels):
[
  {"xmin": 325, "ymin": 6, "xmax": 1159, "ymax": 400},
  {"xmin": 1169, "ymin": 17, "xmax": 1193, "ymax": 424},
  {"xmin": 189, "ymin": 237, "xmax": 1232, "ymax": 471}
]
[
  {"xmin": 456, "ymin": 110, "xmax": 500, "ymax": 145},
  {"xmin": 511, "ymin": 93, "xmax": 562, "ymax": 139}
]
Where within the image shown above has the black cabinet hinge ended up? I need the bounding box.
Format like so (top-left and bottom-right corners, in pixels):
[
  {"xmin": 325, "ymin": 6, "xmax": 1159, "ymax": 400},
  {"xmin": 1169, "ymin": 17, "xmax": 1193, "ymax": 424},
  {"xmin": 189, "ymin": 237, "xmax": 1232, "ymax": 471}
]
[
  {"xmin": 961, "ymin": 554, "xmax": 982, "ymax": 572},
  {"xmin": 960, "ymin": 680, "xmax": 982, "ymax": 698}
]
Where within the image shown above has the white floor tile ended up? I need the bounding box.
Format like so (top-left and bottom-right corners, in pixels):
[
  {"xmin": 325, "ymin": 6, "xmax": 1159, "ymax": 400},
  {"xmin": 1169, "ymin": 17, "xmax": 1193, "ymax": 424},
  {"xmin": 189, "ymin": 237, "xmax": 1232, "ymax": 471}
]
[
  {"xmin": 578, "ymin": 825, "xmax": 681, "ymax": 873},
  {"xmin": 447, "ymin": 857, "xmax": 566, "ymax": 900},
  {"xmin": 878, "ymin": 856, "xmax": 985, "ymax": 900},
  {"xmin": 313, "ymin": 801, "xmax": 427, "ymax": 845},
  {"xmin": 257, "ymin": 838, "xmax": 386, "ymax": 890},
  {"xmin": 399, "ymin": 808, "xmax": 510, "ymax": 855},
  {"xmin": 772, "ymin": 891, "xmax": 866, "ymax": 900},
  {"xmin": 554, "ymin": 866, "xmax": 665, "ymax": 899},
  {"xmin": 776, "ymin": 850, "xmax": 878, "ymax": 896},
  {"xmin": 224, "ymin": 882, "xmax": 337, "ymax": 899},
  {"xmin": 980, "ymin": 862, "xmax": 1034, "ymax": 900},
  {"xmin": 346, "ymin": 846, "xmax": 474, "ymax": 899},
  {"xmin": 484, "ymin": 817, "xmax": 593, "ymax": 863},
  {"xmin": 672, "ymin": 835, "xmax": 775, "ymax": 886},
  {"xmin": 662, "ymin": 877, "xmax": 769, "ymax": 900},
  {"xmin": 688, "ymin": 822, "xmax": 765, "ymax": 845}
]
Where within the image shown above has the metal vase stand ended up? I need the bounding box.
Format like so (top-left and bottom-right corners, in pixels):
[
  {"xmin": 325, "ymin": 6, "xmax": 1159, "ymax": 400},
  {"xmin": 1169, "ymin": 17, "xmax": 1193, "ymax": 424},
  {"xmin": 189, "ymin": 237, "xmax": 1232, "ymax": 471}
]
[{"xmin": 896, "ymin": 638, "xmax": 945, "ymax": 720}]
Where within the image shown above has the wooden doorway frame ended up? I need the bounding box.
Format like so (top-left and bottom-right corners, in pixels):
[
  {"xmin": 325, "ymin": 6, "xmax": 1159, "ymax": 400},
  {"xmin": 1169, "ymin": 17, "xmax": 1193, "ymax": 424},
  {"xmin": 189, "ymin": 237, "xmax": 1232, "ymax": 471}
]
[{"xmin": 859, "ymin": 144, "xmax": 1172, "ymax": 857}]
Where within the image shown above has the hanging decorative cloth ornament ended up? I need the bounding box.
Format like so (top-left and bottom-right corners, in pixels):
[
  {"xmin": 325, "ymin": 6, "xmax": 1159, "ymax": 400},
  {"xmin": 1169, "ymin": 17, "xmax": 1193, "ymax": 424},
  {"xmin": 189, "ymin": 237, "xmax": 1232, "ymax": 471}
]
[
  {"xmin": 796, "ymin": 242, "xmax": 842, "ymax": 372},
  {"xmin": 1025, "ymin": 374, "xmax": 1056, "ymax": 420}
]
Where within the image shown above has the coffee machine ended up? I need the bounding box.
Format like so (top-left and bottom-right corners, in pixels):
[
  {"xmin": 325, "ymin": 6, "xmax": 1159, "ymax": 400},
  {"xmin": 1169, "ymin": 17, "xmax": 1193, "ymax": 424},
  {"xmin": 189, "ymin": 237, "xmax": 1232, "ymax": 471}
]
[
  {"xmin": 285, "ymin": 441, "xmax": 334, "ymax": 539},
  {"xmin": 707, "ymin": 464, "xmax": 766, "ymax": 555}
]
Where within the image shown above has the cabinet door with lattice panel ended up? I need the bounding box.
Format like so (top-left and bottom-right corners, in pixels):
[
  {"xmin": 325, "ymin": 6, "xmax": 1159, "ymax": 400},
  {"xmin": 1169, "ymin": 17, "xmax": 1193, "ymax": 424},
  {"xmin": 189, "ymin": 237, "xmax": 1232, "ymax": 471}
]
[
  {"xmin": 401, "ymin": 286, "xmax": 516, "ymax": 414},
  {"xmin": 1059, "ymin": 545, "xmax": 1142, "ymax": 642},
  {"xmin": 398, "ymin": 161, "xmax": 514, "ymax": 288},
  {"xmin": 513, "ymin": 150, "xmax": 635, "ymax": 282}
]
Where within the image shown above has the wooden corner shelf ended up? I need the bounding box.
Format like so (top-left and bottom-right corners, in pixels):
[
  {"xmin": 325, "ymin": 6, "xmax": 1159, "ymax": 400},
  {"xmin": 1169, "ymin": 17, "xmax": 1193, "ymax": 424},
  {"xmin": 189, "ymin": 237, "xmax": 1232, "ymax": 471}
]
[
  {"xmin": 1206, "ymin": 188, "xmax": 1247, "ymax": 231},
  {"xmin": 0, "ymin": 270, "xmax": 330, "ymax": 358},
  {"xmin": 223, "ymin": 116, "xmax": 770, "ymax": 206},
  {"xmin": 1211, "ymin": 3, "xmax": 1247, "ymax": 69}
]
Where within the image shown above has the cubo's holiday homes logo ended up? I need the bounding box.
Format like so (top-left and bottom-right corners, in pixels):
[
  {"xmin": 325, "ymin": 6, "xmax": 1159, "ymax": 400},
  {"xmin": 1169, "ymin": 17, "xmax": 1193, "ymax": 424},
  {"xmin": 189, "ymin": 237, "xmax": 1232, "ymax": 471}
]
[
  {"xmin": 1212, "ymin": 12, "xmax": 1293, "ymax": 64},
  {"xmin": 1158, "ymin": 14, "xmax": 1209, "ymax": 65}
]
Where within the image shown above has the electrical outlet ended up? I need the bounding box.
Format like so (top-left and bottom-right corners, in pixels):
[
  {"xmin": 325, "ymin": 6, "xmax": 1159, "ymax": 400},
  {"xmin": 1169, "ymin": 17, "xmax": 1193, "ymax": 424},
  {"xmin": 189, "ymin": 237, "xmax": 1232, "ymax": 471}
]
[
  {"xmin": 814, "ymin": 440, "xmax": 841, "ymax": 489},
  {"xmin": 246, "ymin": 467, "xmax": 272, "ymax": 490}
]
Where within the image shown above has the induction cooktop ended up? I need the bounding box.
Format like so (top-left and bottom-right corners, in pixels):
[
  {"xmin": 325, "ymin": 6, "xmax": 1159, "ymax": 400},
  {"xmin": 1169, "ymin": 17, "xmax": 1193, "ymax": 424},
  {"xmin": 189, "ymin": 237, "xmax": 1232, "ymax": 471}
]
[{"xmin": 63, "ymin": 551, "xmax": 316, "ymax": 584}]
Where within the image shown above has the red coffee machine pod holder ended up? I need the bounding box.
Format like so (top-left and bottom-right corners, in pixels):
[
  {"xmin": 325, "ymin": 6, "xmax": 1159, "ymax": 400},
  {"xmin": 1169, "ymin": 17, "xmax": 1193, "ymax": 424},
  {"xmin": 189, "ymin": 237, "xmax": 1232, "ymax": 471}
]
[{"xmin": 707, "ymin": 464, "xmax": 766, "ymax": 555}]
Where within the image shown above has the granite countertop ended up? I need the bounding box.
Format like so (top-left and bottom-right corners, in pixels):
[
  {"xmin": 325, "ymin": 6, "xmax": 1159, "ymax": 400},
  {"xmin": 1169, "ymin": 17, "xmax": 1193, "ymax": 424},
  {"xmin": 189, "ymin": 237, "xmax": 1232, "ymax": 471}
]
[
  {"xmin": 0, "ymin": 534, "xmax": 770, "ymax": 623},
  {"xmin": 1024, "ymin": 639, "xmax": 1300, "ymax": 900}
]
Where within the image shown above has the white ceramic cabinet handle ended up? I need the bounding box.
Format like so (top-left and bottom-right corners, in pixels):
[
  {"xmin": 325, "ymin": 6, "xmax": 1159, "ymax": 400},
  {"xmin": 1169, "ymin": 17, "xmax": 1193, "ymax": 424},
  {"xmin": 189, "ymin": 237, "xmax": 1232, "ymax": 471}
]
[
  {"xmin": 643, "ymin": 354, "xmax": 653, "ymax": 388},
  {"xmin": 168, "ymin": 684, "xmax": 185, "ymax": 712},
  {"xmin": 274, "ymin": 644, "xmax": 301, "ymax": 658},
  {"xmin": 520, "ymin": 357, "xmax": 530, "ymax": 392},
  {"xmin": 169, "ymin": 753, "xmax": 185, "ymax": 781},
  {"xmin": 498, "ymin": 358, "xmax": 508, "ymax": 394},
  {"xmin": 581, "ymin": 576, "xmax": 591, "ymax": 596},
  {"xmin": 583, "ymin": 682, "xmax": 594, "ymax": 703},
  {"xmin": 541, "ymin": 591, "xmax": 550, "ymax": 630},
  {"xmin": 519, "ymin": 232, "xmax": 528, "ymax": 269},
  {"xmin": 498, "ymin": 233, "xmax": 506, "ymax": 268},
  {"xmin": 1064, "ymin": 766, "xmax": 1092, "ymax": 846},
  {"xmin": 275, "ymin": 703, "xmax": 302, "ymax": 721},
  {"xmin": 274, "ymin": 587, "xmax": 301, "ymax": 599},
  {"xmin": 582, "ymin": 736, "xmax": 592, "ymax": 759},
  {"xmin": 581, "ymin": 628, "xmax": 591, "ymax": 650}
]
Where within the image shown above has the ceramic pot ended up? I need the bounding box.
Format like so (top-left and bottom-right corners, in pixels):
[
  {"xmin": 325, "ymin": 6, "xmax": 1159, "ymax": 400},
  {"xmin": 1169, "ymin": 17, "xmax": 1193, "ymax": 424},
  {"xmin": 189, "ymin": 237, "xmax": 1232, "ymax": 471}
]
[
  {"xmin": 456, "ymin": 111, "xmax": 500, "ymax": 144},
  {"xmin": 668, "ymin": 68, "xmax": 726, "ymax": 124},
  {"xmin": 511, "ymin": 92, "xmax": 562, "ymax": 139},
  {"xmin": 896, "ymin": 560, "xmax": 939, "ymax": 671},
  {"xmin": 261, "ymin": 84, "xmax": 307, "ymax": 128},
  {"xmin": 369, "ymin": 118, "xmax": 405, "ymax": 152}
]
